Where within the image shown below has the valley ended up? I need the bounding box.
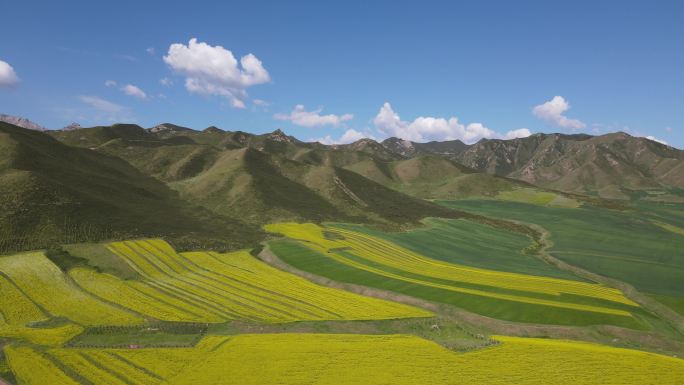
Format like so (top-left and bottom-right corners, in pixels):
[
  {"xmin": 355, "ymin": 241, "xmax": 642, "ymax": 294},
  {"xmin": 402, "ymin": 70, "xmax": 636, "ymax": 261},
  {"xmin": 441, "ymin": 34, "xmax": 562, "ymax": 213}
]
[{"xmin": 1, "ymin": 121, "xmax": 683, "ymax": 384}]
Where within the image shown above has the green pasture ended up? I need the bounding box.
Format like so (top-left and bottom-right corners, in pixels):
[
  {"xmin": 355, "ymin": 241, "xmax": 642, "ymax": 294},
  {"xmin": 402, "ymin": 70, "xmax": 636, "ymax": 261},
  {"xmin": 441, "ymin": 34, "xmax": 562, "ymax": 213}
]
[{"xmin": 437, "ymin": 200, "xmax": 684, "ymax": 298}]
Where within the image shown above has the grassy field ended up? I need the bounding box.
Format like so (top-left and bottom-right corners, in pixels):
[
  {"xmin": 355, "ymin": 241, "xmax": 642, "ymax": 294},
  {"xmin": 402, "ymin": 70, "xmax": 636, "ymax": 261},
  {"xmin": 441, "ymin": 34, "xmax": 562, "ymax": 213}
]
[
  {"xmin": 266, "ymin": 223, "xmax": 647, "ymax": 328},
  {"xmin": 5, "ymin": 333, "xmax": 684, "ymax": 385},
  {"xmin": 333, "ymin": 218, "xmax": 581, "ymax": 280},
  {"xmin": 495, "ymin": 188, "xmax": 580, "ymax": 208},
  {"xmin": 437, "ymin": 200, "xmax": 684, "ymax": 298}
]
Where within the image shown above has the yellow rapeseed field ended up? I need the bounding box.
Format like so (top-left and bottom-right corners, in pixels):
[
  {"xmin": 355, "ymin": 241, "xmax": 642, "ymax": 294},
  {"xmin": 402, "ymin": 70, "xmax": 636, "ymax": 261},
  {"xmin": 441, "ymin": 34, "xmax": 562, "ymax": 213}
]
[
  {"xmin": 266, "ymin": 223, "xmax": 640, "ymax": 318},
  {"xmin": 72, "ymin": 238, "xmax": 430, "ymax": 323},
  {"xmin": 0, "ymin": 252, "xmax": 142, "ymax": 326},
  {"xmin": 0, "ymin": 323, "xmax": 83, "ymax": 346},
  {"xmin": 5, "ymin": 334, "xmax": 684, "ymax": 384}
]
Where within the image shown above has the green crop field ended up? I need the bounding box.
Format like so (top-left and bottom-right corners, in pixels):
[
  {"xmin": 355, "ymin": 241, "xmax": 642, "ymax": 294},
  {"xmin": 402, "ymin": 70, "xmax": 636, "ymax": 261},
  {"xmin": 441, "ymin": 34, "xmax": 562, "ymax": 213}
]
[
  {"xmin": 437, "ymin": 200, "xmax": 684, "ymax": 302},
  {"xmin": 333, "ymin": 218, "xmax": 581, "ymax": 280},
  {"xmin": 5, "ymin": 333, "xmax": 683, "ymax": 385},
  {"xmin": 266, "ymin": 223, "xmax": 650, "ymax": 328}
]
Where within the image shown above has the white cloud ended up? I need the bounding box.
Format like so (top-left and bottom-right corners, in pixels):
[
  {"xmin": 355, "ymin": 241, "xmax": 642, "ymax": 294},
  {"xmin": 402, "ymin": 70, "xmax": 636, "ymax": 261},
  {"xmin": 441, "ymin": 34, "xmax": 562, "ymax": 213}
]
[
  {"xmin": 532, "ymin": 96, "xmax": 585, "ymax": 130},
  {"xmin": 120, "ymin": 84, "xmax": 147, "ymax": 99},
  {"xmin": 79, "ymin": 95, "xmax": 125, "ymax": 113},
  {"xmin": 645, "ymin": 135, "xmax": 668, "ymax": 145},
  {"xmin": 104, "ymin": 80, "xmax": 117, "ymax": 87},
  {"xmin": 146, "ymin": 47, "xmax": 155, "ymax": 55},
  {"xmin": 274, "ymin": 105, "xmax": 353, "ymax": 127},
  {"xmin": 163, "ymin": 38, "xmax": 270, "ymax": 108},
  {"xmin": 0, "ymin": 60, "xmax": 19, "ymax": 87},
  {"xmin": 372, "ymin": 102, "xmax": 528, "ymax": 143},
  {"xmin": 253, "ymin": 99, "xmax": 269, "ymax": 106},
  {"xmin": 503, "ymin": 128, "xmax": 532, "ymax": 139},
  {"xmin": 76, "ymin": 95, "xmax": 133, "ymax": 123},
  {"xmin": 311, "ymin": 129, "xmax": 374, "ymax": 145},
  {"xmin": 159, "ymin": 77, "xmax": 173, "ymax": 87}
]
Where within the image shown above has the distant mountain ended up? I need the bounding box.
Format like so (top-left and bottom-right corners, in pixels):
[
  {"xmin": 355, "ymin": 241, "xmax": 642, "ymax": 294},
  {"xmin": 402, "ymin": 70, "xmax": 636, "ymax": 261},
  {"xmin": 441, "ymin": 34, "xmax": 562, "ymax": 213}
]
[
  {"xmin": 453, "ymin": 133, "xmax": 684, "ymax": 198},
  {"xmin": 0, "ymin": 121, "xmax": 262, "ymax": 253},
  {"xmin": 381, "ymin": 137, "xmax": 468, "ymax": 158},
  {"xmin": 47, "ymin": 124, "xmax": 460, "ymax": 229},
  {"xmin": 47, "ymin": 122, "xmax": 684, "ymax": 203},
  {"xmin": 62, "ymin": 122, "xmax": 81, "ymax": 130},
  {"xmin": 0, "ymin": 114, "xmax": 45, "ymax": 131}
]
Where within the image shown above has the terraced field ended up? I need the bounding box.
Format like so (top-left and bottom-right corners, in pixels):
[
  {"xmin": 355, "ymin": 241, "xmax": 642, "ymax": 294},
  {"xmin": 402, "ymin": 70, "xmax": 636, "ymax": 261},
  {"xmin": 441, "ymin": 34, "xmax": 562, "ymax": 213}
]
[
  {"xmin": 0, "ymin": 252, "xmax": 141, "ymax": 327},
  {"xmin": 438, "ymin": 200, "xmax": 684, "ymax": 311},
  {"xmin": 334, "ymin": 218, "xmax": 580, "ymax": 279},
  {"xmin": 266, "ymin": 223, "xmax": 647, "ymax": 328},
  {"xmin": 74, "ymin": 239, "xmax": 429, "ymax": 322},
  {"xmin": 5, "ymin": 333, "xmax": 683, "ymax": 385},
  {"xmin": 0, "ymin": 239, "xmax": 427, "ymax": 348}
]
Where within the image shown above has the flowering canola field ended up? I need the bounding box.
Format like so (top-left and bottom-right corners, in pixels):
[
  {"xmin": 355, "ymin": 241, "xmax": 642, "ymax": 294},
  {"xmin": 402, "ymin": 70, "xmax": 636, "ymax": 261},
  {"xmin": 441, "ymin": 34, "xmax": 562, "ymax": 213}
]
[
  {"xmin": 73, "ymin": 238, "xmax": 429, "ymax": 322},
  {"xmin": 0, "ymin": 239, "xmax": 427, "ymax": 346},
  {"xmin": 266, "ymin": 223, "xmax": 644, "ymax": 326},
  {"xmin": 5, "ymin": 333, "xmax": 683, "ymax": 385}
]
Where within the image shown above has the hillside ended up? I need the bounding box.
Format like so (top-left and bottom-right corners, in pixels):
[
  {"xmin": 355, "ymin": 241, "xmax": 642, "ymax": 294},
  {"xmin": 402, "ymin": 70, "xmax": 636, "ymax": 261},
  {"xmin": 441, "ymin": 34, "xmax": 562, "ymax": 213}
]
[
  {"xmin": 0, "ymin": 122, "xmax": 261, "ymax": 253},
  {"xmin": 453, "ymin": 133, "xmax": 684, "ymax": 199},
  {"xmin": 47, "ymin": 124, "xmax": 533, "ymax": 203},
  {"xmin": 49, "ymin": 124, "xmax": 462, "ymax": 227}
]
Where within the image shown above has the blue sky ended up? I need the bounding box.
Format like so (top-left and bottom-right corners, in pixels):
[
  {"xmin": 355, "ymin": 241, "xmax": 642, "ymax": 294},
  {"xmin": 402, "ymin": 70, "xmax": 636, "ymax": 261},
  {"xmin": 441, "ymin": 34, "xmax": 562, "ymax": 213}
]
[{"xmin": 1, "ymin": 0, "xmax": 682, "ymax": 147}]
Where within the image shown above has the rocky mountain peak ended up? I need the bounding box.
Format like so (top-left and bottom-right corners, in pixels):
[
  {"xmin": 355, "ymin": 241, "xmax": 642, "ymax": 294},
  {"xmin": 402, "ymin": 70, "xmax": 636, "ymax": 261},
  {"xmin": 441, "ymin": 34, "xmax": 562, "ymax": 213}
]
[
  {"xmin": 0, "ymin": 114, "xmax": 46, "ymax": 131},
  {"xmin": 267, "ymin": 128, "xmax": 294, "ymax": 143}
]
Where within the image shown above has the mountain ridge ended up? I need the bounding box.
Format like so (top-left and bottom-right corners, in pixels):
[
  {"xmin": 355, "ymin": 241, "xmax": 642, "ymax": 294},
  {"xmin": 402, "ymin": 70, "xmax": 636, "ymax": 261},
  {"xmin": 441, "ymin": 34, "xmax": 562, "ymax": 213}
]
[{"xmin": 47, "ymin": 122, "xmax": 684, "ymax": 199}]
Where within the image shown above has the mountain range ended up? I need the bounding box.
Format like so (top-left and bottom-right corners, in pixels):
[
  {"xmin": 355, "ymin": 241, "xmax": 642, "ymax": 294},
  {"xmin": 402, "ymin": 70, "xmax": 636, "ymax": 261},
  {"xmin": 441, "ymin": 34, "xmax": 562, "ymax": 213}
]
[{"xmin": 1, "ymin": 119, "xmax": 682, "ymax": 253}]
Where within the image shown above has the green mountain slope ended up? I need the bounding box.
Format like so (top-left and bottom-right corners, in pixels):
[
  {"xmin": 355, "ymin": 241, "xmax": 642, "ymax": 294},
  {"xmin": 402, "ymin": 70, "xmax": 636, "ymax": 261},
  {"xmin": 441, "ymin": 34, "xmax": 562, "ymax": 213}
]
[
  {"xmin": 0, "ymin": 122, "xmax": 261, "ymax": 253},
  {"xmin": 50, "ymin": 124, "xmax": 459, "ymax": 227}
]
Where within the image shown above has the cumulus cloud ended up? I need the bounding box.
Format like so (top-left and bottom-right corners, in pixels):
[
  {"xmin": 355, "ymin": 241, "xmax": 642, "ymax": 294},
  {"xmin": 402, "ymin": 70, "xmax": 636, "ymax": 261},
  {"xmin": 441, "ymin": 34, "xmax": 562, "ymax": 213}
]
[
  {"xmin": 274, "ymin": 105, "xmax": 353, "ymax": 127},
  {"xmin": 0, "ymin": 60, "xmax": 19, "ymax": 87},
  {"xmin": 311, "ymin": 129, "xmax": 374, "ymax": 145},
  {"xmin": 532, "ymin": 96, "xmax": 585, "ymax": 130},
  {"xmin": 645, "ymin": 135, "xmax": 668, "ymax": 145},
  {"xmin": 163, "ymin": 38, "xmax": 270, "ymax": 108},
  {"xmin": 504, "ymin": 128, "xmax": 532, "ymax": 139},
  {"xmin": 120, "ymin": 84, "xmax": 147, "ymax": 99},
  {"xmin": 372, "ymin": 102, "xmax": 529, "ymax": 143},
  {"xmin": 159, "ymin": 77, "xmax": 173, "ymax": 87}
]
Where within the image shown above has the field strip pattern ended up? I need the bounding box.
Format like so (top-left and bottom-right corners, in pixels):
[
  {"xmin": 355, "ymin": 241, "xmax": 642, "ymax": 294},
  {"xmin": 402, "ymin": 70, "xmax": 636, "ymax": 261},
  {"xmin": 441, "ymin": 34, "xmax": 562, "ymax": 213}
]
[
  {"xmin": 266, "ymin": 223, "xmax": 640, "ymax": 317},
  {"xmin": 0, "ymin": 252, "xmax": 141, "ymax": 327},
  {"xmin": 70, "ymin": 238, "xmax": 429, "ymax": 323},
  {"xmin": 5, "ymin": 334, "xmax": 684, "ymax": 384}
]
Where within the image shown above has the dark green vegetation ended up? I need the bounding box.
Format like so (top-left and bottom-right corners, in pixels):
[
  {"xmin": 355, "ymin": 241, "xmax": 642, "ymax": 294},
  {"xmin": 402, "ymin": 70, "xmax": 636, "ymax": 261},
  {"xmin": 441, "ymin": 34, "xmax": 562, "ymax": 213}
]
[
  {"xmin": 268, "ymin": 240, "xmax": 649, "ymax": 329},
  {"xmin": 0, "ymin": 347, "xmax": 17, "ymax": 385},
  {"xmin": 210, "ymin": 317, "xmax": 493, "ymax": 352},
  {"xmin": 62, "ymin": 242, "xmax": 139, "ymax": 279},
  {"xmin": 438, "ymin": 200, "xmax": 684, "ymax": 298},
  {"xmin": 332, "ymin": 219, "xmax": 581, "ymax": 280},
  {"xmin": 66, "ymin": 323, "xmax": 207, "ymax": 348},
  {"xmin": 0, "ymin": 122, "xmax": 262, "ymax": 254}
]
